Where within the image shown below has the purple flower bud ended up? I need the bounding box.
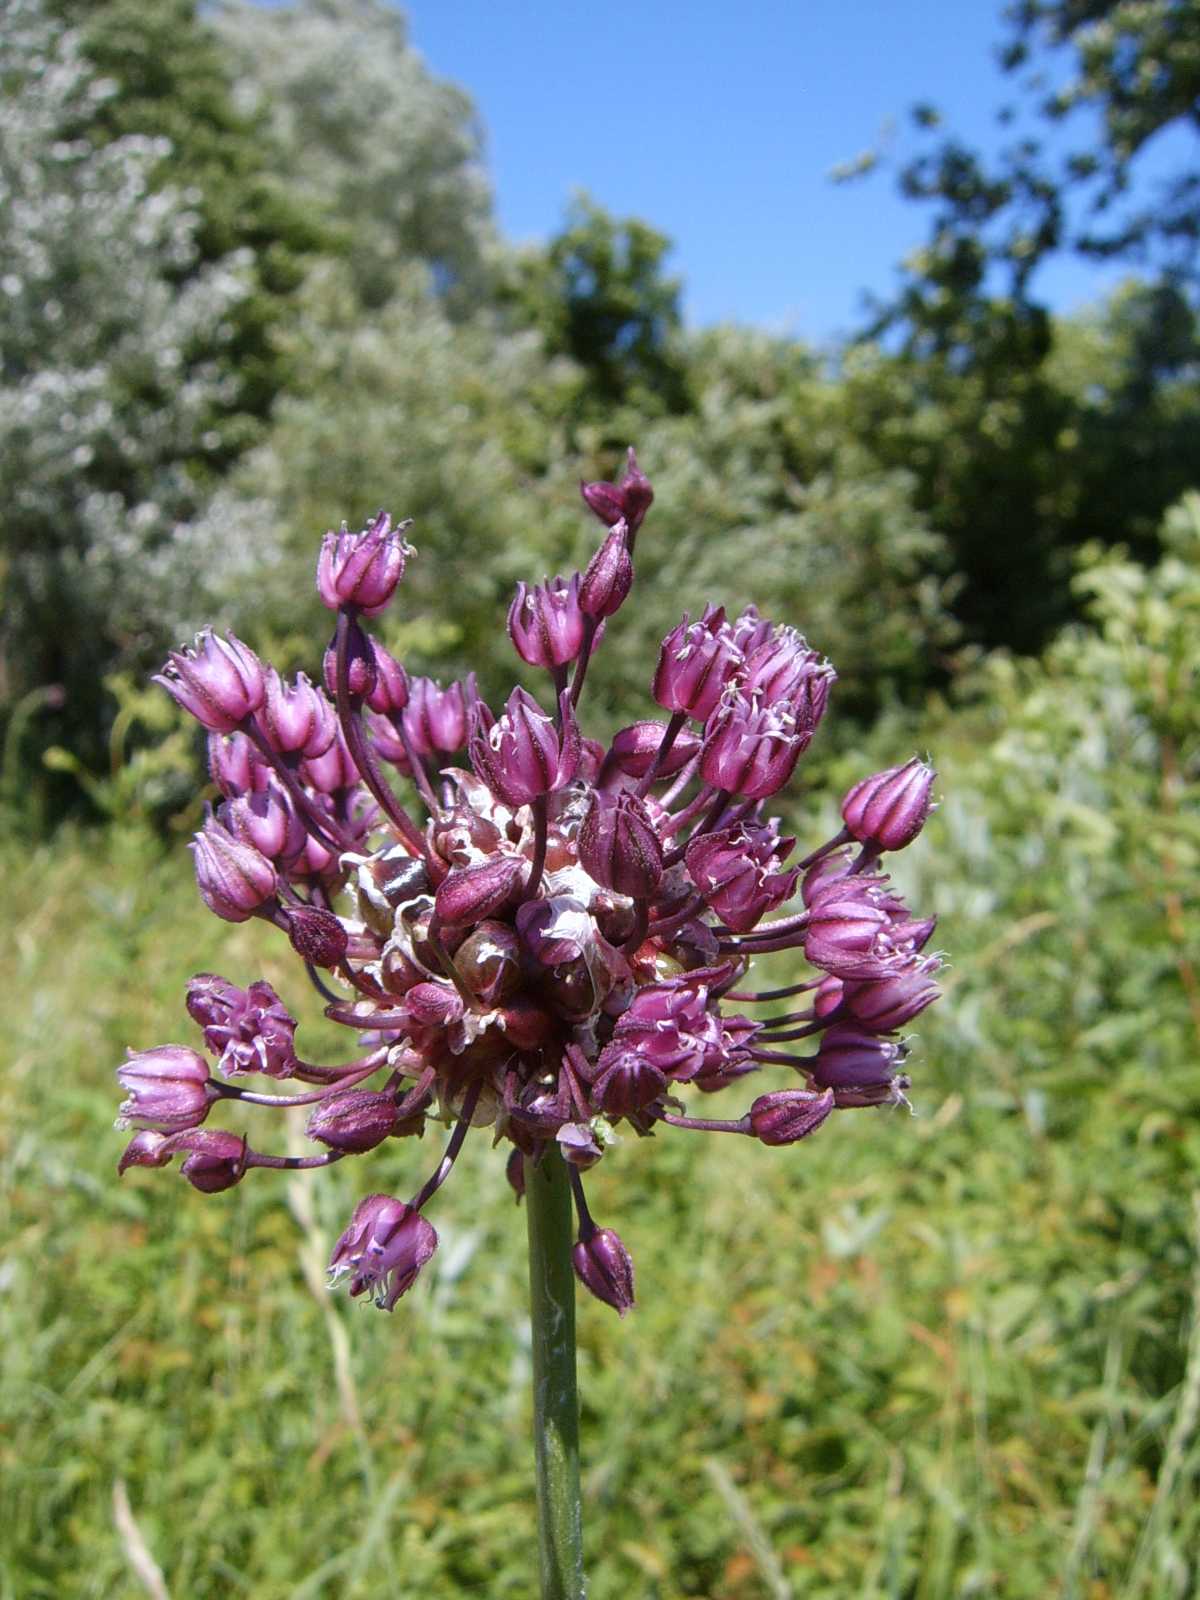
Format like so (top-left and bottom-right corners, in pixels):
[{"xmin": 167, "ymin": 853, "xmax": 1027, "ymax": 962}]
[
  {"xmin": 403, "ymin": 981, "xmax": 465, "ymax": 1049},
  {"xmin": 749, "ymin": 1088, "xmax": 835, "ymax": 1144},
  {"xmin": 328, "ymin": 1194, "xmax": 438, "ymax": 1310},
  {"xmin": 801, "ymin": 848, "xmax": 852, "ymax": 906},
  {"xmin": 573, "ymin": 1227, "xmax": 635, "ymax": 1315},
  {"xmin": 699, "ymin": 693, "xmax": 807, "ymax": 800},
  {"xmin": 323, "ymin": 615, "xmax": 378, "ymax": 701},
  {"xmin": 454, "ymin": 920, "xmax": 522, "ymax": 1006},
  {"xmin": 317, "ymin": 512, "xmax": 413, "ymax": 617},
  {"xmin": 579, "ymin": 523, "xmax": 633, "ymax": 620},
  {"xmin": 306, "ymin": 1090, "xmax": 398, "ymax": 1153},
  {"xmin": 155, "ymin": 630, "xmax": 266, "ymax": 733},
  {"xmin": 258, "ymin": 669, "xmax": 337, "ymax": 759},
  {"xmin": 811, "ymin": 1026, "xmax": 908, "ymax": 1102},
  {"xmin": 508, "ymin": 575, "xmax": 587, "ymax": 669},
  {"xmin": 590, "ymin": 1045, "xmax": 667, "ymax": 1116},
  {"xmin": 741, "ymin": 628, "xmax": 833, "ymax": 710},
  {"xmin": 505, "ymin": 1148, "xmax": 526, "ymax": 1201},
  {"xmin": 803, "ymin": 883, "xmax": 901, "ymax": 980},
  {"xmin": 282, "ymin": 904, "xmax": 349, "ymax": 968},
  {"xmin": 813, "ymin": 974, "xmax": 845, "ymax": 1018},
  {"xmin": 578, "ymin": 790, "xmax": 664, "ymax": 899},
  {"xmin": 609, "ymin": 978, "xmax": 723, "ymax": 1081},
  {"xmin": 186, "ymin": 974, "xmax": 298, "ymax": 1077},
  {"xmin": 166, "ymin": 1129, "xmax": 249, "ymax": 1192},
  {"xmin": 116, "ymin": 1045, "xmax": 217, "ymax": 1133},
  {"xmin": 841, "ymin": 758, "xmax": 936, "ymax": 853},
  {"xmin": 403, "ymin": 675, "xmax": 474, "ymax": 757},
  {"xmin": 580, "ymin": 447, "xmax": 654, "ymax": 535},
  {"xmin": 365, "ymin": 642, "xmax": 410, "ymax": 714},
  {"xmin": 608, "ymin": 719, "xmax": 701, "ymax": 779},
  {"xmin": 892, "ymin": 914, "xmax": 937, "ymax": 953},
  {"xmin": 653, "ymin": 608, "xmax": 742, "ymax": 722},
  {"xmin": 842, "ymin": 959, "xmax": 941, "ymax": 1032},
  {"xmin": 221, "ymin": 782, "xmax": 307, "ymax": 868},
  {"xmin": 117, "ymin": 1129, "xmax": 171, "ymax": 1173},
  {"xmin": 434, "ymin": 854, "xmax": 526, "ymax": 926},
  {"xmin": 469, "ymin": 687, "xmax": 581, "ymax": 808},
  {"xmin": 208, "ymin": 731, "xmax": 269, "ymax": 798},
  {"xmin": 300, "ymin": 727, "xmax": 359, "ymax": 793},
  {"xmin": 190, "ymin": 817, "xmax": 276, "ymax": 922},
  {"xmin": 685, "ymin": 821, "xmax": 798, "ymax": 932}
]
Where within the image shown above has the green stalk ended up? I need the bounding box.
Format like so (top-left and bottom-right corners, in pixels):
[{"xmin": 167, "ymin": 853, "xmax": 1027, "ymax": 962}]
[{"xmin": 524, "ymin": 1148, "xmax": 586, "ymax": 1599}]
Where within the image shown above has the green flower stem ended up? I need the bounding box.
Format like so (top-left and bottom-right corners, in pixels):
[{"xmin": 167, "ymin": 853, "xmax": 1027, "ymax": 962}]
[{"xmin": 525, "ymin": 1147, "xmax": 585, "ymax": 1600}]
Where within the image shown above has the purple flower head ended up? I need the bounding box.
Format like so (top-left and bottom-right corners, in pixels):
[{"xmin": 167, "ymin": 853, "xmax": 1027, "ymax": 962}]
[
  {"xmin": 578, "ymin": 790, "xmax": 664, "ymax": 899},
  {"xmin": 573, "ymin": 1227, "xmax": 636, "ymax": 1315},
  {"xmin": 653, "ymin": 608, "xmax": 742, "ymax": 722},
  {"xmin": 317, "ymin": 512, "xmax": 414, "ymax": 617},
  {"xmin": 608, "ymin": 719, "xmax": 701, "ymax": 779},
  {"xmin": 307, "ymin": 1091, "xmax": 399, "ymax": 1153},
  {"xmin": 155, "ymin": 630, "xmax": 266, "ymax": 734},
  {"xmin": 190, "ymin": 815, "xmax": 276, "ymax": 922},
  {"xmin": 581, "ymin": 447, "xmax": 654, "ymax": 536},
  {"xmin": 579, "ymin": 523, "xmax": 634, "ymax": 620},
  {"xmin": 685, "ymin": 821, "xmax": 798, "ymax": 933},
  {"xmin": 750, "ymin": 1088, "xmax": 835, "ymax": 1145},
  {"xmin": 259, "ymin": 669, "xmax": 337, "ymax": 759},
  {"xmin": 699, "ymin": 693, "xmax": 808, "ymax": 800},
  {"xmin": 842, "ymin": 758, "xmax": 937, "ymax": 854},
  {"xmin": 328, "ymin": 1194, "xmax": 438, "ymax": 1310},
  {"xmin": 115, "ymin": 1045, "xmax": 217, "ymax": 1133},
  {"xmin": 186, "ymin": 974, "xmax": 298, "ymax": 1077},
  {"xmin": 508, "ymin": 574, "xmax": 588, "ymax": 669},
  {"xmin": 403, "ymin": 675, "xmax": 474, "ymax": 758},
  {"xmin": 469, "ymin": 687, "xmax": 581, "ymax": 807}
]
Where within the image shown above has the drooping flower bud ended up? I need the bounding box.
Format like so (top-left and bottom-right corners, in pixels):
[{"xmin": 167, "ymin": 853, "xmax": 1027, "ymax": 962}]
[
  {"xmin": 186, "ymin": 974, "xmax": 298, "ymax": 1077},
  {"xmin": 156, "ymin": 1129, "xmax": 249, "ymax": 1193},
  {"xmin": 508, "ymin": 575, "xmax": 587, "ymax": 669},
  {"xmin": 300, "ymin": 726, "xmax": 360, "ymax": 793},
  {"xmin": 469, "ymin": 688, "xmax": 581, "ymax": 808},
  {"xmin": 842, "ymin": 958, "xmax": 941, "ymax": 1032},
  {"xmin": 323, "ymin": 614, "xmax": 378, "ymax": 700},
  {"xmin": 608, "ymin": 719, "xmax": 701, "ymax": 779},
  {"xmin": 841, "ymin": 758, "xmax": 936, "ymax": 854},
  {"xmin": 653, "ymin": 608, "xmax": 742, "ymax": 722},
  {"xmin": 811, "ymin": 1026, "xmax": 908, "ymax": 1104},
  {"xmin": 317, "ymin": 512, "xmax": 413, "ymax": 617},
  {"xmin": 580, "ymin": 447, "xmax": 654, "ymax": 535},
  {"xmin": 117, "ymin": 1129, "xmax": 171, "ymax": 1174},
  {"xmin": 505, "ymin": 1148, "xmax": 526, "ymax": 1201},
  {"xmin": 578, "ymin": 790, "xmax": 663, "ymax": 899},
  {"xmin": 116, "ymin": 1045, "xmax": 218, "ymax": 1133},
  {"xmin": 749, "ymin": 1088, "xmax": 835, "ymax": 1145},
  {"xmin": 190, "ymin": 817, "xmax": 276, "ymax": 922},
  {"xmin": 434, "ymin": 854, "xmax": 526, "ymax": 927},
  {"xmin": 573, "ymin": 1227, "xmax": 635, "ymax": 1315},
  {"xmin": 328, "ymin": 1194, "xmax": 438, "ymax": 1310},
  {"xmin": 155, "ymin": 630, "xmax": 266, "ymax": 734},
  {"xmin": 685, "ymin": 821, "xmax": 798, "ymax": 932},
  {"xmin": 579, "ymin": 522, "xmax": 633, "ymax": 620},
  {"xmin": 557, "ymin": 1122, "xmax": 603, "ymax": 1169},
  {"xmin": 307, "ymin": 1091, "xmax": 399, "ymax": 1153}
]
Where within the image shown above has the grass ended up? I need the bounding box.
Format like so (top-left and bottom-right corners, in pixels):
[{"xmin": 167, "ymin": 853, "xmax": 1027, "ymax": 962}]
[{"xmin": 2, "ymin": 789, "xmax": 1198, "ymax": 1598}]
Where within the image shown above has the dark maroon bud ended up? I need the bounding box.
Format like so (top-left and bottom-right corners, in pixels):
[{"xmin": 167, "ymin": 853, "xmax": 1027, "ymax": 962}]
[
  {"xmin": 328, "ymin": 1194, "xmax": 438, "ymax": 1309},
  {"xmin": 842, "ymin": 959, "xmax": 940, "ymax": 1032},
  {"xmin": 115, "ymin": 1045, "xmax": 218, "ymax": 1133},
  {"xmin": 380, "ymin": 938, "xmax": 427, "ymax": 997},
  {"xmin": 365, "ymin": 642, "xmax": 410, "ymax": 714},
  {"xmin": 653, "ymin": 607, "xmax": 742, "ymax": 722},
  {"xmin": 578, "ymin": 522, "xmax": 633, "ymax": 620},
  {"xmin": 282, "ymin": 904, "xmax": 349, "ymax": 968},
  {"xmin": 190, "ymin": 816, "xmax": 276, "ymax": 922},
  {"xmin": 811, "ymin": 1026, "xmax": 907, "ymax": 1099},
  {"xmin": 508, "ymin": 575, "xmax": 587, "ymax": 669},
  {"xmin": 323, "ymin": 614, "xmax": 377, "ymax": 701},
  {"xmin": 841, "ymin": 758, "xmax": 936, "ymax": 853},
  {"xmin": 454, "ymin": 921, "xmax": 522, "ymax": 1006},
  {"xmin": 750, "ymin": 1088, "xmax": 835, "ymax": 1145},
  {"xmin": 608, "ymin": 719, "xmax": 701, "ymax": 779},
  {"xmin": 117, "ymin": 1130, "xmax": 171, "ymax": 1174},
  {"xmin": 580, "ymin": 447, "xmax": 654, "ymax": 535},
  {"xmin": 557, "ymin": 1122, "xmax": 603, "ymax": 1169},
  {"xmin": 208, "ymin": 731, "xmax": 269, "ymax": 798},
  {"xmin": 668, "ymin": 917, "xmax": 722, "ymax": 969},
  {"xmin": 590, "ymin": 1045, "xmax": 667, "ymax": 1117},
  {"xmin": 317, "ymin": 512, "xmax": 413, "ymax": 617},
  {"xmin": 259, "ymin": 668, "xmax": 337, "ymax": 758},
  {"xmin": 573, "ymin": 1227, "xmax": 635, "ymax": 1315},
  {"xmin": 505, "ymin": 1148, "xmax": 526, "ymax": 1201},
  {"xmin": 403, "ymin": 981, "xmax": 465, "ymax": 1049},
  {"xmin": 162, "ymin": 1130, "xmax": 249, "ymax": 1193},
  {"xmin": 469, "ymin": 687, "xmax": 581, "ymax": 807},
  {"xmin": 155, "ymin": 630, "xmax": 266, "ymax": 733},
  {"xmin": 579, "ymin": 790, "xmax": 664, "ymax": 899},
  {"xmin": 434, "ymin": 855, "xmax": 525, "ymax": 927},
  {"xmin": 306, "ymin": 1090, "xmax": 398, "ymax": 1153}
]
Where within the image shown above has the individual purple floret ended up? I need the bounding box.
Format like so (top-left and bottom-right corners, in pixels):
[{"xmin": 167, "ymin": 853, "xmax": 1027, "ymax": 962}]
[{"xmin": 120, "ymin": 447, "xmax": 944, "ymax": 1316}]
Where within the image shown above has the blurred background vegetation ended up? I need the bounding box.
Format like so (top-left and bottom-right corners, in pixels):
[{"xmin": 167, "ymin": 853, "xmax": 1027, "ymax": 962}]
[{"xmin": 2, "ymin": 0, "xmax": 1198, "ymax": 1595}]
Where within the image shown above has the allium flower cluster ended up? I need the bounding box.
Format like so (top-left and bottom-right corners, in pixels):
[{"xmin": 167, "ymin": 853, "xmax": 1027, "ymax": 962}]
[{"xmin": 122, "ymin": 449, "xmax": 942, "ymax": 1316}]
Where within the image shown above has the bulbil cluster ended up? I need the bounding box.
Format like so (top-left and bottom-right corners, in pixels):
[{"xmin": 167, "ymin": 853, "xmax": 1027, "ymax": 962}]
[{"xmin": 118, "ymin": 450, "xmax": 941, "ymax": 1315}]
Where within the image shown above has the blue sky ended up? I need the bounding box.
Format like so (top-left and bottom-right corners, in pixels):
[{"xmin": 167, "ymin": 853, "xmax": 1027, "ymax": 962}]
[{"xmin": 400, "ymin": 0, "xmax": 1188, "ymax": 343}]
